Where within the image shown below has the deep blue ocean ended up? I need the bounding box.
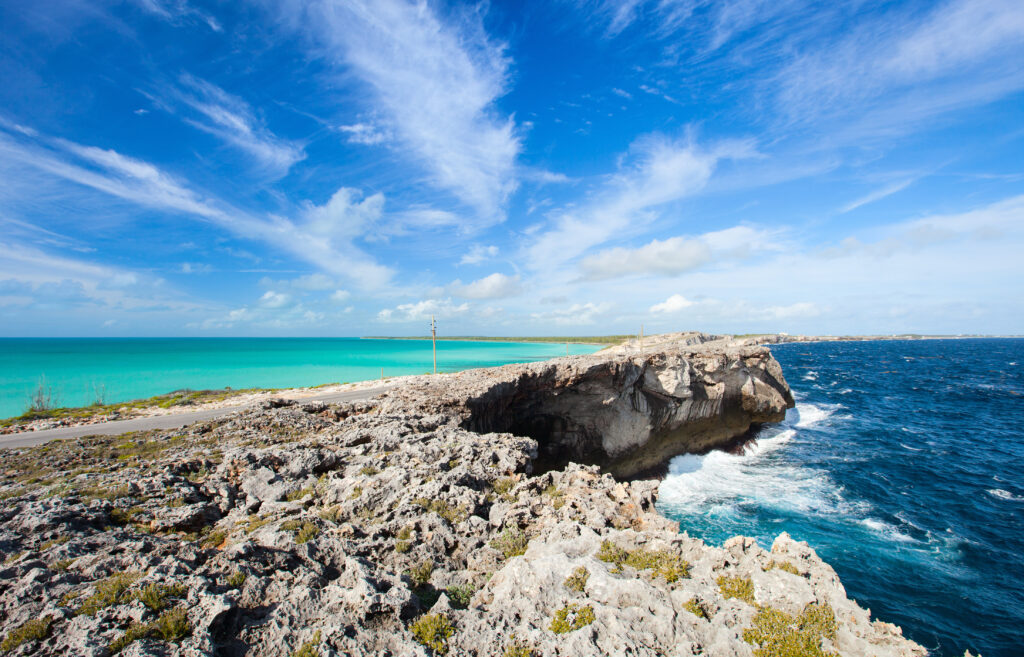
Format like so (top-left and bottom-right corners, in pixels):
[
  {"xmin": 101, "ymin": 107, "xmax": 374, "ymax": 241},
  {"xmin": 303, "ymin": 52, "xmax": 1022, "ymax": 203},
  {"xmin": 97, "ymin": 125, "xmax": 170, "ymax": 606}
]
[{"xmin": 658, "ymin": 339, "xmax": 1024, "ymax": 657}]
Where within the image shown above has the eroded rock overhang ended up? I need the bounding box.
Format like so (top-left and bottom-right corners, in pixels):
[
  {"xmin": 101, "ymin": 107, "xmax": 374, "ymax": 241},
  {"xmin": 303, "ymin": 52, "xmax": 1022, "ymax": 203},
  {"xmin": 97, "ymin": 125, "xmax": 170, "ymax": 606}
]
[{"xmin": 384, "ymin": 334, "xmax": 795, "ymax": 479}]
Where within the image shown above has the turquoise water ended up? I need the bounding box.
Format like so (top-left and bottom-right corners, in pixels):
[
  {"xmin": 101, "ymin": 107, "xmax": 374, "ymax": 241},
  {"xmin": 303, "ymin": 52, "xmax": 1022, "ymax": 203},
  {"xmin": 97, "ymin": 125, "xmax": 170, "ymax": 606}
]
[
  {"xmin": 0, "ymin": 338, "xmax": 602, "ymax": 419},
  {"xmin": 658, "ymin": 339, "xmax": 1024, "ymax": 657}
]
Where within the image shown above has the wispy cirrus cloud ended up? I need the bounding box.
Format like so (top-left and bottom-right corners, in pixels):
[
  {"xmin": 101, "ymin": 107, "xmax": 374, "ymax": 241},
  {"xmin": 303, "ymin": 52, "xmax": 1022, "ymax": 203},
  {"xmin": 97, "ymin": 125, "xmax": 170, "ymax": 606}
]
[
  {"xmin": 524, "ymin": 133, "xmax": 758, "ymax": 272},
  {"xmin": 283, "ymin": 0, "xmax": 521, "ymax": 223},
  {"xmin": 0, "ymin": 125, "xmax": 391, "ymax": 289},
  {"xmin": 157, "ymin": 75, "xmax": 305, "ymax": 177}
]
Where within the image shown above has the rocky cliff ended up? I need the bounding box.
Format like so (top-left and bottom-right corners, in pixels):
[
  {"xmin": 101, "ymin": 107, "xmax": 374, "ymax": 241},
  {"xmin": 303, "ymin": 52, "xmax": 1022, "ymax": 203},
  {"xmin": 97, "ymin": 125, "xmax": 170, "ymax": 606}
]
[{"xmin": 0, "ymin": 334, "xmax": 924, "ymax": 657}]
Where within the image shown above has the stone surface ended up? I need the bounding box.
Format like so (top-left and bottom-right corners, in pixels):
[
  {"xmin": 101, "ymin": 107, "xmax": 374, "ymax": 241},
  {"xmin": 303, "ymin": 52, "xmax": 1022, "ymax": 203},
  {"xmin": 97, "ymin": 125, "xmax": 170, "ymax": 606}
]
[{"xmin": 0, "ymin": 334, "xmax": 924, "ymax": 657}]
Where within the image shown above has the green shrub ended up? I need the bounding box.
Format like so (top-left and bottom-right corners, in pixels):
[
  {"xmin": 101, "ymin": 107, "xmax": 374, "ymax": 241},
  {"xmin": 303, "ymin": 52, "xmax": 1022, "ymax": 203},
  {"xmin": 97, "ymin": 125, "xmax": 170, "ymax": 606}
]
[
  {"xmin": 542, "ymin": 484, "xmax": 565, "ymax": 509},
  {"xmin": 490, "ymin": 528, "xmax": 529, "ymax": 559},
  {"xmin": 765, "ymin": 560, "xmax": 801, "ymax": 575},
  {"xmin": 133, "ymin": 582, "xmax": 187, "ymax": 611},
  {"xmin": 201, "ymin": 529, "xmax": 228, "ymax": 549},
  {"xmin": 227, "ymin": 571, "xmax": 246, "ymax": 588},
  {"xmin": 564, "ymin": 566, "xmax": 589, "ymax": 593},
  {"xmin": 408, "ymin": 560, "xmax": 434, "ymax": 587},
  {"xmin": 410, "ymin": 613, "xmax": 455, "ymax": 654},
  {"xmin": 395, "ymin": 525, "xmax": 413, "ymax": 553},
  {"xmin": 413, "ymin": 498, "xmax": 467, "ymax": 525},
  {"xmin": 1, "ymin": 616, "xmax": 53, "ymax": 651},
  {"xmin": 109, "ymin": 607, "xmax": 190, "ymax": 653},
  {"xmin": 296, "ymin": 523, "xmax": 320, "ymax": 544},
  {"xmin": 446, "ymin": 583, "xmax": 476, "ymax": 609},
  {"xmin": 684, "ymin": 599, "xmax": 708, "ymax": 619},
  {"xmin": 285, "ymin": 486, "xmax": 315, "ymax": 502},
  {"xmin": 717, "ymin": 575, "xmax": 756, "ymax": 605},
  {"xmin": 291, "ymin": 630, "xmax": 321, "ymax": 657},
  {"xmin": 596, "ymin": 540, "xmax": 689, "ymax": 582},
  {"xmin": 742, "ymin": 603, "xmax": 837, "ymax": 657},
  {"xmin": 549, "ymin": 603, "xmax": 595, "ymax": 634},
  {"xmin": 76, "ymin": 572, "xmax": 142, "ymax": 616},
  {"xmin": 360, "ymin": 466, "xmax": 380, "ymax": 476},
  {"xmin": 492, "ymin": 477, "xmax": 517, "ymax": 501},
  {"xmin": 503, "ymin": 636, "xmax": 535, "ymax": 657}
]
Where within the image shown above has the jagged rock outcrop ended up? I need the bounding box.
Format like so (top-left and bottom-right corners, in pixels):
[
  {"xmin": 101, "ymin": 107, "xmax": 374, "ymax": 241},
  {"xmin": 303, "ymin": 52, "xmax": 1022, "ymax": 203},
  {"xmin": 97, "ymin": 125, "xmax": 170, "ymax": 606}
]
[{"xmin": 0, "ymin": 335, "xmax": 924, "ymax": 657}]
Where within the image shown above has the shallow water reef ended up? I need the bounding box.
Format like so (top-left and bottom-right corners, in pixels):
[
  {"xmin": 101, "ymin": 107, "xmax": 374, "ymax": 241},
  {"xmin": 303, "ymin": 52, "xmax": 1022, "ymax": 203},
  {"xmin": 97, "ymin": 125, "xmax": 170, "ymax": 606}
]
[{"xmin": 0, "ymin": 334, "xmax": 923, "ymax": 656}]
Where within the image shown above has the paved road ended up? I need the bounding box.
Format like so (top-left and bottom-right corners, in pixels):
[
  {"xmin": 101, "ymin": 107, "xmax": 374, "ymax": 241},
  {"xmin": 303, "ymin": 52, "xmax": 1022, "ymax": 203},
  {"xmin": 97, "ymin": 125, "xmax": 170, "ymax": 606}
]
[{"xmin": 0, "ymin": 384, "xmax": 398, "ymax": 450}]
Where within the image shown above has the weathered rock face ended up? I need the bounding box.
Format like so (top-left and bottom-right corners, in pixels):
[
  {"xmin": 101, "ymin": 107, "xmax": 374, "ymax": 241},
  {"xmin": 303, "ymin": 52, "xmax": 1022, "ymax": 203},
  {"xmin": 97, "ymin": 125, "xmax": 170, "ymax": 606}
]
[
  {"xmin": 0, "ymin": 335, "xmax": 923, "ymax": 657},
  {"xmin": 387, "ymin": 333, "xmax": 794, "ymax": 478}
]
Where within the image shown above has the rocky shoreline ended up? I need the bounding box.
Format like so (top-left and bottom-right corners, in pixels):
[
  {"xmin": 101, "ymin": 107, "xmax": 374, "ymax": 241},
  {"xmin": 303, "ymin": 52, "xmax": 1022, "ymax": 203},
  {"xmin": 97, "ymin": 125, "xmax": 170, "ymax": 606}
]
[{"xmin": 0, "ymin": 333, "xmax": 926, "ymax": 656}]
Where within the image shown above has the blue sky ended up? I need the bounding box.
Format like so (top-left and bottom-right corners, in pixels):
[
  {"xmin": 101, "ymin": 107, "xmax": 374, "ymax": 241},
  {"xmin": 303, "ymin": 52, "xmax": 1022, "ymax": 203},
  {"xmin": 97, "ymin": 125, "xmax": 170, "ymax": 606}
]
[{"xmin": 1, "ymin": 0, "xmax": 1022, "ymax": 337}]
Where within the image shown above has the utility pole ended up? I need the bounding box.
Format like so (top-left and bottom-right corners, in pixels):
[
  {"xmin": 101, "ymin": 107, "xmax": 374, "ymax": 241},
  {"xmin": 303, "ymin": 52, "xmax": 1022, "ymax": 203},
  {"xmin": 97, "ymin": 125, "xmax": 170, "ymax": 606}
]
[{"xmin": 431, "ymin": 315, "xmax": 437, "ymax": 374}]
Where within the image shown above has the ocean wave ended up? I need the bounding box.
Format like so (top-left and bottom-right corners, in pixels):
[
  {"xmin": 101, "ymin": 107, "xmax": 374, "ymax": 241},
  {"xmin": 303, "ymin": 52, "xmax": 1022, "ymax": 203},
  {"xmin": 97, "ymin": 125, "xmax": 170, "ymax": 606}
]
[
  {"xmin": 802, "ymin": 370, "xmax": 818, "ymax": 381},
  {"xmin": 790, "ymin": 402, "xmax": 841, "ymax": 428},
  {"xmin": 988, "ymin": 488, "xmax": 1024, "ymax": 502}
]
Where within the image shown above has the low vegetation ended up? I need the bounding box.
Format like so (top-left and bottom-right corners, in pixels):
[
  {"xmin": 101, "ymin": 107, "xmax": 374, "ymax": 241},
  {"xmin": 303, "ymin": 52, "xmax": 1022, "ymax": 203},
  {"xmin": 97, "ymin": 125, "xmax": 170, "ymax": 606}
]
[
  {"xmin": 717, "ymin": 574, "xmax": 757, "ymax": 605},
  {"xmin": 490, "ymin": 528, "xmax": 529, "ymax": 559},
  {"xmin": 74, "ymin": 572, "xmax": 142, "ymax": 616},
  {"xmin": 564, "ymin": 566, "xmax": 589, "ymax": 593},
  {"xmin": 410, "ymin": 614, "xmax": 455, "ymax": 654},
  {"xmin": 1, "ymin": 616, "xmax": 53, "ymax": 652},
  {"xmin": 549, "ymin": 603, "xmax": 595, "ymax": 634},
  {"xmin": 742, "ymin": 602, "xmax": 837, "ymax": 657},
  {"xmin": 502, "ymin": 636, "xmax": 535, "ymax": 657},
  {"xmin": 109, "ymin": 607, "xmax": 190, "ymax": 654},
  {"xmin": 291, "ymin": 630, "xmax": 321, "ymax": 657},
  {"xmin": 413, "ymin": 498, "xmax": 467, "ymax": 525},
  {"xmin": 596, "ymin": 540, "xmax": 690, "ymax": 583},
  {"xmin": 765, "ymin": 560, "xmax": 801, "ymax": 575}
]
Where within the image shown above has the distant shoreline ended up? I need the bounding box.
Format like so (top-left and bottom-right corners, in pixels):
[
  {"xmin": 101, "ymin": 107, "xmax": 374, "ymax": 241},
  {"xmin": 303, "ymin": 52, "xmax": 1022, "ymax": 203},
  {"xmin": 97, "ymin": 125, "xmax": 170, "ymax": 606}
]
[{"xmin": 362, "ymin": 335, "xmax": 630, "ymax": 345}]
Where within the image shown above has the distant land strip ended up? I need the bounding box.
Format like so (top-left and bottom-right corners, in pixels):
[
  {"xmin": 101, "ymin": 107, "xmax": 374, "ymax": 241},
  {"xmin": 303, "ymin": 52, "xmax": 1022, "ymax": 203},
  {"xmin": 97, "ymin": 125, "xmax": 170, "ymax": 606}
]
[{"xmin": 362, "ymin": 335, "xmax": 633, "ymax": 344}]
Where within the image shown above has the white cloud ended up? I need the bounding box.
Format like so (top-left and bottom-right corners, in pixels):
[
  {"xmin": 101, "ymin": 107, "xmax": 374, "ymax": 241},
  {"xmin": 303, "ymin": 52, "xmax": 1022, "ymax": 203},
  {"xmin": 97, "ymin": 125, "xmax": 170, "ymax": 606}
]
[
  {"xmin": 650, "ymin": 294, "xmax": 694, "ymax": 314},
  {"xmin": 291, "ymin": 0, "xmax": 520, "ymax": 222},
  {"xmin": 132, "ymin": 0, "xmax": 223, "ymax": 31},
  {"xmin": 530, "ymin": 302, "xmax": 613, "ymax": 326},
  {"xmin": 258, "ymin": 290, "xmax": 292, "ymax": 309},
  {"xmin": 180, "ymin": 262, "xmax": 212, "ymax": 274},
  {"xmin": 839, "ymin": 179, "xmax": 915, "ymax": 213},
  {"xmin": 377, "ymin": 297, "xmax": 470, "ymax": 322},
  {"xmin": 171, "ymin": 75, "xmax": 305, "ymax": 176},
  {"xmin": 447, "ymin": 273, "xmax": 522, "ymax": 300},
  {"xmin": 0, "ymin": 126, "xmax": 393, "ymax": 290},
  {"xmin": 330, "ymin": 289, "xmax": 351, "ymax": 302},
  {"xmin": 611, "ymin": 87, "xmax": 633, "ymax": 99},
  {"xmin": 460, "ymin": 244, "xmax": 499, "ymax": 265},
  {"xmin": 338, "ymin": 122, "xmax": 391, "ymax": 145},
  {"xmin": 525, "ymin": 135, "xmax": 758, "ymax": 273}
]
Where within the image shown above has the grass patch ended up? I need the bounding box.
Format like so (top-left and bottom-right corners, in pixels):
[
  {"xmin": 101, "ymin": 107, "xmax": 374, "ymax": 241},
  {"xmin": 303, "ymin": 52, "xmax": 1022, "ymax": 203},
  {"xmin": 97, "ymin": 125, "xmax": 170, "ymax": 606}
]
[
  {"xmin": 1, "ymin": 616, "xmax": 53, "ymax": 652},
  {"xmin": 503, "ymin": 636, "xmax": 535, "ymax": 657},
  {"xmin": 413, "ymin": 498, "xmax": 467, "ymax": 525},
  {"xmin": 75, "ymin": 572, "xmax": 142, "ymax": 616},
  {"xmin": 684, "ymin": 599, "xmax": 708, "ymax": 619},
  {"xmin": 717, "ymin": 575, "xmax": 756, "ymax": 605},
  {"xmin": 408, "ymin": 560, "xmax": 434, "ymax": 587},
  {"xmin": 765, "ymin": 561, "xmax": 801, "ymax": 575},
  {"xmin": 742, "ymin": 603, "xmax": 838, "ymax": 657},
  {"xmin": 133, "ymin": 582, "xmax": 187, "ymax": 612},
  {"xmin": 492, "ymin": 477, "xmax": 517, "ymax": 502},
  {"xmin": 564, "ymin": 566, "xmax": 589, "ymax": 593},
  {"xmin": 291, "ymin": 630, "xmax": 321, "ymax": 657},
  {"xmin": 109, "ymin": 607, "xmax": 190, "ymax": 654},
  {"xmin": 596, "ymin": 540, "xmax": 689, "ymax": 583},
  {"xmin": 281, "ymin": 519, "xmax": 320, "ymax": 544},
  {"xmin": 549, "ymin": 603, "xmax": 595, "ymax": 634},
  {"xmin": 490, "ymin": 528, "xmax": 529, "ymax": 559},
  {"xmin": 285, "ymin": 486, "xmax": 315, "ymax": 502},
  {"xmin": 410, "ymin": 613, "xmax": 455, "ymax": 654},
  {"xmin": 542, "ymin": 484, "xmax": 566, "ymax": 509},
  {"xmin": 395, "ymin": 526, "xmax": 413, "ymax": 553},
  {"xmin": 227, "ymin": 571, "xmax": 246, "ymax": 588},
  {"xmin": 359, "ymin": 465, "xmax": 380, "ymax": 476}
]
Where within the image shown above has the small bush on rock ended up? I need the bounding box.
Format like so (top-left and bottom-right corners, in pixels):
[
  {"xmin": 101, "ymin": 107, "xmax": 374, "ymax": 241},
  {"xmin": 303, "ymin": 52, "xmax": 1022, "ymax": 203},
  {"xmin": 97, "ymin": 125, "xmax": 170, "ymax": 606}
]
[
  {"xmin": 410, "ymin": 613, "xmax": 455, "ymax": 654},
  {"xmin": 408, "ymin": 559, "xmax": 434, "ymax": 587},
  {"xmin": 414, "ymin": 498, "xmax": 467, "ymax": 525},
  {"xmin": 227, "ymin": 571, "xmax": 246, "ymax": 588},
  {"xmin": 742, "ymin": 602, "xmax": 837, "ymax": 657},
  {"xmin": 291, "ymin": 630, "xmax": 321, "ymax": 657},
  {"xmin": 446, "ymin": 583, "xmax": 476, "ymax": 609},
  {"xmin": 109, "ymin": 607, "xmax": 190, "ymax": 653},
  {"xmin": 134, "ymin": 582, "xmax": 187, "ymax": 611},
  {"xmin": 684, "ymin": 599, "xmax": 708, "ymax": 619},
  {"xmin": 717, "ymin": 575, "xmax": 756, "ymax": 605},
  {"xmin": 765, "ymin": 561, "xmax": 801, "ymax": 575},
  {"xmin": 503, "ymin": 635, "xmax": 535, "ymax": 657},
  {"xmin": 596, "ymin": 540, "xmax": 689, "ymax": 582},
  {"xmin": 564, "ymin": 566, "xmax": 589, "ymax": 592},
  {"xmin": 490, "ymin": 528, "xmax": 529, "ymax": 559},
  {"xmin": 1, "ymin": 616, "xmax": 52, "ymax": 651},
  {"xmin": 75, "ymin": 572, "xmax": 142, "ymax": 616},
  {"xmin": 549, "ymin": 603, "xmax": 595, "ymax": 634}
]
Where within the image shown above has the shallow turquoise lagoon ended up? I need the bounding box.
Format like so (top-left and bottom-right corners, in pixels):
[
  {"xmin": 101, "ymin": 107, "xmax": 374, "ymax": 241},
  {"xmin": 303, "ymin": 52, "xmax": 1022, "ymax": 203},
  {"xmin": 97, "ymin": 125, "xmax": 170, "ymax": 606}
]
[{"xmin": 0, "ymin": 338, "xmax": 602, "ymax": 419}]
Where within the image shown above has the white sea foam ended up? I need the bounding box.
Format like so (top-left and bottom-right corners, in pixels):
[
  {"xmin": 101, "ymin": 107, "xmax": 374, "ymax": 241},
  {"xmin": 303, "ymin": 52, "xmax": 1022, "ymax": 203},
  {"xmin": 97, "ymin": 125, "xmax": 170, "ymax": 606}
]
[
  {"xmin": 860, "ymin": 518, "xmax": 915, "ymax": 542},
  {"xmin": 802, "ymin": 370, "xmax": 818, "ymax": 381},
  {"xmin": 988, "ymin": 488, "xmax": 1024, "ymax": 502},
  {"xmin": 791, "ymin": 402, "xmax": 839, "ymax": 428},
  {"xmin": 659, "ymin": 406, "xmax": 866, "ymax": 522}
]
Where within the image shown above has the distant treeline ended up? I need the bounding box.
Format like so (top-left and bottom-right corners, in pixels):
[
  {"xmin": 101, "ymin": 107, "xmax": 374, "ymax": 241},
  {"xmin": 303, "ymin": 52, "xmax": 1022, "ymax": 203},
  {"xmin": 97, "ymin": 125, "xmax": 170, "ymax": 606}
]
[{"xmin": 363, "ymin": 335, "xmax": 632, "ymax": 345}]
